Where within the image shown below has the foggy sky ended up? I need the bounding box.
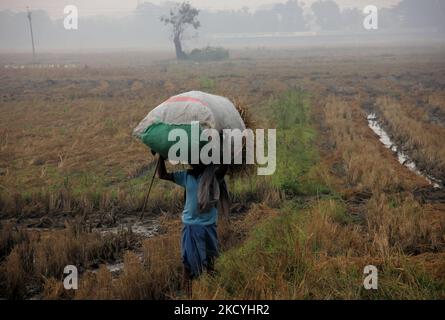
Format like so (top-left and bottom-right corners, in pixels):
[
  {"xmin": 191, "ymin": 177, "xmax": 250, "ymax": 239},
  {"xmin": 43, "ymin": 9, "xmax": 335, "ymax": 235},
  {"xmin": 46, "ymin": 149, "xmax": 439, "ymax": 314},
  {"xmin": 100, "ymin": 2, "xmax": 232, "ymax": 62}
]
[
  {"xmin": 0, "ymin": 0, "xmax": 401, "ymax": 18},
  {"xmin": 1, "ymin": 0, "xmax": 442, "ymax": 51}
]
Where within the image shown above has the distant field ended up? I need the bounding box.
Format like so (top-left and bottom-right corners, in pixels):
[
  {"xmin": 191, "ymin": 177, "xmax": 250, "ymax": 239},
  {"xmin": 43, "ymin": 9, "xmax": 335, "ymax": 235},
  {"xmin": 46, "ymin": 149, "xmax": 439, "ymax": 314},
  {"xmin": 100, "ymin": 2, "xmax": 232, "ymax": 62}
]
[{"xmin": 1, "ymin": 46, "xmax": 445, "ymax": 299}]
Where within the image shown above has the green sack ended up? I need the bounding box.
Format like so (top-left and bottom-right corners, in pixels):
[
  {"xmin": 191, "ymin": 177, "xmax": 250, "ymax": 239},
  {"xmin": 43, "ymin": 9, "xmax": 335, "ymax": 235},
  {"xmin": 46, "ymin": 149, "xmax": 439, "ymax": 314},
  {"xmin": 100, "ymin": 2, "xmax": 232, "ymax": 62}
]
[{"xmin": 140, "ymin": 122, "xmax": 209, "ymax": 161}]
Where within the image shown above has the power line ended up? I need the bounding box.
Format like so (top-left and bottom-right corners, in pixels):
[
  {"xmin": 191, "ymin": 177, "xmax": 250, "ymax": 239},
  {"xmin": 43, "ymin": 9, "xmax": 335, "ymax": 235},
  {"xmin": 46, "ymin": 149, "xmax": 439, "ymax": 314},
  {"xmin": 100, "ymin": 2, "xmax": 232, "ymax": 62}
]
[{"xmin": 26, "ymin": 6, "xmax": 36, "ymax": 58}]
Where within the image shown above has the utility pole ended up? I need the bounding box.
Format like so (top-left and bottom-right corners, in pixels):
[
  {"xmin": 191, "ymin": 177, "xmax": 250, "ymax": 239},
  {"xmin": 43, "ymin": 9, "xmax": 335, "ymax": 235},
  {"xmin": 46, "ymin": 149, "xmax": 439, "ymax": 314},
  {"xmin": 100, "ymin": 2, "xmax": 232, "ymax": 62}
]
[{"xmin": 26, "ymin": 6, "xmax": 35, "ymax": 58}]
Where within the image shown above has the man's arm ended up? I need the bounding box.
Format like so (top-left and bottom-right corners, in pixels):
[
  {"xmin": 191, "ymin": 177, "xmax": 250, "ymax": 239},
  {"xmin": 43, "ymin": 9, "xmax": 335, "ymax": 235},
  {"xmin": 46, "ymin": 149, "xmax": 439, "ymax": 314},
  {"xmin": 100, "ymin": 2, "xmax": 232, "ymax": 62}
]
[{"xmin": 157, "ymin": 156, "xmax": 174, "ymax": 182}]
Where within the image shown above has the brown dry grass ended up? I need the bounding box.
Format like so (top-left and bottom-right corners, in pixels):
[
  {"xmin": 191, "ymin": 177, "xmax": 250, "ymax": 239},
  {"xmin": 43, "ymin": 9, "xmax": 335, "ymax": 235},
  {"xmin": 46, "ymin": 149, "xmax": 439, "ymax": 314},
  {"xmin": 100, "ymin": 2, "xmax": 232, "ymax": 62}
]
[
  {"xmin": 323, "ymin": 96, "xmax": 445, "ymax": 255},
  {"xmin": 1, "ymin": 47, "xmax": 445, "ymax": 299},
  {"xmin": 0, "ymin": 220, "xmax": 140, "ymax": 299},
  {"xmin": 323, "ymin": 96, "xmax": 425, "ymax": 192},
  {"xmin": 191, "ymin": 93, "xmax": 445, "ymax": 300},
  {"xmin": 39, "ymin": 203, "xmax": 279, "ymax": 300},
  {"xmin": 193, "ymin": 198, "xmax": 445, "ymax": 299},
  {"xmin": 74, "ymin": 236, "xmax": 182, "ymax": 299},
  {"xmin": 427, "ymin": 91, "xmax": 445, "ymax": 119},
  {"xmin": 376, "ymin": 96, "xmax": 445, "ymax": 182}
]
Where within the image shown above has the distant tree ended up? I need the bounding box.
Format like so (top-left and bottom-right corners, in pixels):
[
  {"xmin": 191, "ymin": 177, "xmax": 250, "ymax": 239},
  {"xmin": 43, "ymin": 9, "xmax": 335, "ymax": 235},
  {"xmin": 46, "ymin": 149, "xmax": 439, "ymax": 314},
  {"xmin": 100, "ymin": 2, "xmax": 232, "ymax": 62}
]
[
  {"xmin": 378, "ymin": 7, "xmax": 402, "ymax": 30},
  {"xmin": 311, "ymin": 0, "xmax": 342, "ymax": 31},
  {"xmin": 340, "ymin": 8, "xmax": 362, "ymax": 31},
  {"xmin": 161, "ymin": 2, "xmax": 200, "ymax": 59},
  {"xmin": 272, "ymin": 0, "xmax": 307, "ymax": 31},
  {"xmin": 392, "ymin": 0, "xmax": 445, "ymax": 30}
]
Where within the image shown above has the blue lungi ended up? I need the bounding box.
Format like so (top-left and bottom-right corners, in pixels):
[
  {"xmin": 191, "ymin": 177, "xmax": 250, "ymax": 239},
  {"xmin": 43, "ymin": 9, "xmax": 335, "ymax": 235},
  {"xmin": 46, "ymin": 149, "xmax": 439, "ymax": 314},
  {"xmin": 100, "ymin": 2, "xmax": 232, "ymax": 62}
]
[{"xmin": 181, "ymin": 223, "xmax": 218, "ymax": 278}]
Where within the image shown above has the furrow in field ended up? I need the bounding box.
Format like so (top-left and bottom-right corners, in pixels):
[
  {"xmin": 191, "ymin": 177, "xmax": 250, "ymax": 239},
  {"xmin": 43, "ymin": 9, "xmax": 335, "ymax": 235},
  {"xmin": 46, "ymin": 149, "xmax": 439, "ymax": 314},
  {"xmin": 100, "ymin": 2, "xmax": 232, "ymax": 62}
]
[
  {"xmin": 372, "ymin": 96, "xmax": 445, "ymax": 187},
  {"xmin": 366, "ymin": 112, "xmax": 442, "ymax": 188}
]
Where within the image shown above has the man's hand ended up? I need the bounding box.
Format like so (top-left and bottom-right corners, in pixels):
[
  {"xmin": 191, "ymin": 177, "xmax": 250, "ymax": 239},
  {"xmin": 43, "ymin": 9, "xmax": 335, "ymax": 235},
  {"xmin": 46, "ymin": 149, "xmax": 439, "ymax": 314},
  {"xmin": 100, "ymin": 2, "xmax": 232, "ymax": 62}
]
[
  {"xmin": 216, "ymin": 164, "xmax": 228, "ymax": 180},
  {"xmin": 157, "ymin": 156, "xmax": 174, "ymax": 182}
]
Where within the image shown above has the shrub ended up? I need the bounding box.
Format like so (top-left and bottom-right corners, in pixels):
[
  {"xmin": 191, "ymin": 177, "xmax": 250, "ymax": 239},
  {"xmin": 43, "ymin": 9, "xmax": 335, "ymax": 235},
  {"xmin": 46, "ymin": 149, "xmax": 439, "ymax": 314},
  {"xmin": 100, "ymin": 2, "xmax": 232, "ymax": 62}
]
[{"xmin": 188, "ymin": 47, "xmax": 229, "ymax": 62}]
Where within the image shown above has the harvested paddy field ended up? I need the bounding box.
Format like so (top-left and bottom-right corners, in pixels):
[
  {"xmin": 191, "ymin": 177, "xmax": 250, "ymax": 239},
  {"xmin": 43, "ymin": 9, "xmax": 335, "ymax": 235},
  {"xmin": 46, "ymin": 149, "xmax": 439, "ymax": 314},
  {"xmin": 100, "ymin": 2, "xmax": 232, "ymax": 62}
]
[{"xmin": 1, "ymin": 46, "xmax": 445, "ymax": 299}]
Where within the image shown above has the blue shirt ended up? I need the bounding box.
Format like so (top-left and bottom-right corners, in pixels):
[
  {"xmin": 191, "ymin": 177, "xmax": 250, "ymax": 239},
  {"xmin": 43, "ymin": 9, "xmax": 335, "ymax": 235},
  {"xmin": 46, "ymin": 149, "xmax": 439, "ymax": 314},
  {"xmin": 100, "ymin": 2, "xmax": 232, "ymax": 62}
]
[{"xmin": 173, "ymin": 171, "xmax": 218, "ymax": 226}]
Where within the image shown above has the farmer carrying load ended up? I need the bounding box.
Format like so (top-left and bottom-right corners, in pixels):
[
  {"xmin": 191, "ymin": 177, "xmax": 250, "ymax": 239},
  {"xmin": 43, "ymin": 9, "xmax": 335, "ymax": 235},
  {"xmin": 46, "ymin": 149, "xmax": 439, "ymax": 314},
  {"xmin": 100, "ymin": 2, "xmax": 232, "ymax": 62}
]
[
  {"xmin": 157, "ymin": 158, "xmax": 228, "ymax": 296},
  {"xmin": 133, "ymin": 91, "xmax": 246, "ymax": 297}
]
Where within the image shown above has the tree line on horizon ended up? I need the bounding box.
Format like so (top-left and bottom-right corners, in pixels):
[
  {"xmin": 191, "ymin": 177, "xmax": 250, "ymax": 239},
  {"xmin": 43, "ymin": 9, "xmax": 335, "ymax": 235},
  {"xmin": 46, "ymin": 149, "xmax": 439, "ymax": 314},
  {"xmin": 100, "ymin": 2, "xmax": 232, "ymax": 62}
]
[{"xmin": 0, "ymin": 0, "xmax": 443, "ymax": 50}]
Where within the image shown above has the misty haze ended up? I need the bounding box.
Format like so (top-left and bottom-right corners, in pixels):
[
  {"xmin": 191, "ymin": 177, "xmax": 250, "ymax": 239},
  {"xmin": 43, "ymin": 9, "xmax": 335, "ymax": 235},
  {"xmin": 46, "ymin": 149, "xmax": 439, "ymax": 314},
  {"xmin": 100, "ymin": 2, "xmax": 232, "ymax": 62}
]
[{"xmin": 0, "ymin": 0, "xmax": 444, "ymax": 52}]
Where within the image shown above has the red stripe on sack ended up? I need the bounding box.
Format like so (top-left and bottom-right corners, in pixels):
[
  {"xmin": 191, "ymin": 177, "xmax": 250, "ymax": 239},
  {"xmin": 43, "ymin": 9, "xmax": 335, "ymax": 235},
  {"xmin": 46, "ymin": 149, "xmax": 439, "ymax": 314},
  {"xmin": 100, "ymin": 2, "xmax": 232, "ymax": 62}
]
[{"xmin": 166, "ymin": 96, "xmax": 209, "ymax": 107}]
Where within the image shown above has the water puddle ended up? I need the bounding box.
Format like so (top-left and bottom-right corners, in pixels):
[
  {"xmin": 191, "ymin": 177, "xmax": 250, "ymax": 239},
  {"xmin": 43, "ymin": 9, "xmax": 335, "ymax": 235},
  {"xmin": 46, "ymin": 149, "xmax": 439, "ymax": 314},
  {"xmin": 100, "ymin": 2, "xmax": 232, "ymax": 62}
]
[
  {"xmin": 91, "ymin": 220, "xmax": 157, "ymax": 275},
  {"xmin": 367, "ymin": 113, "xmax": 442, "ymax": 188},
  {"xmin": 93, "ymin": 252, "xmax": 144, "ymax": 276},
  {"xmin": 105, "ymin": 262, "xmax": 124, "ymax": 273},
  {"xmin": 92, "ymin": 219, "xmax": 159, "ymax": 238},
  {"xmin": 91, "ymin": 219, "xmax": 158, "ymax": 275}
]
